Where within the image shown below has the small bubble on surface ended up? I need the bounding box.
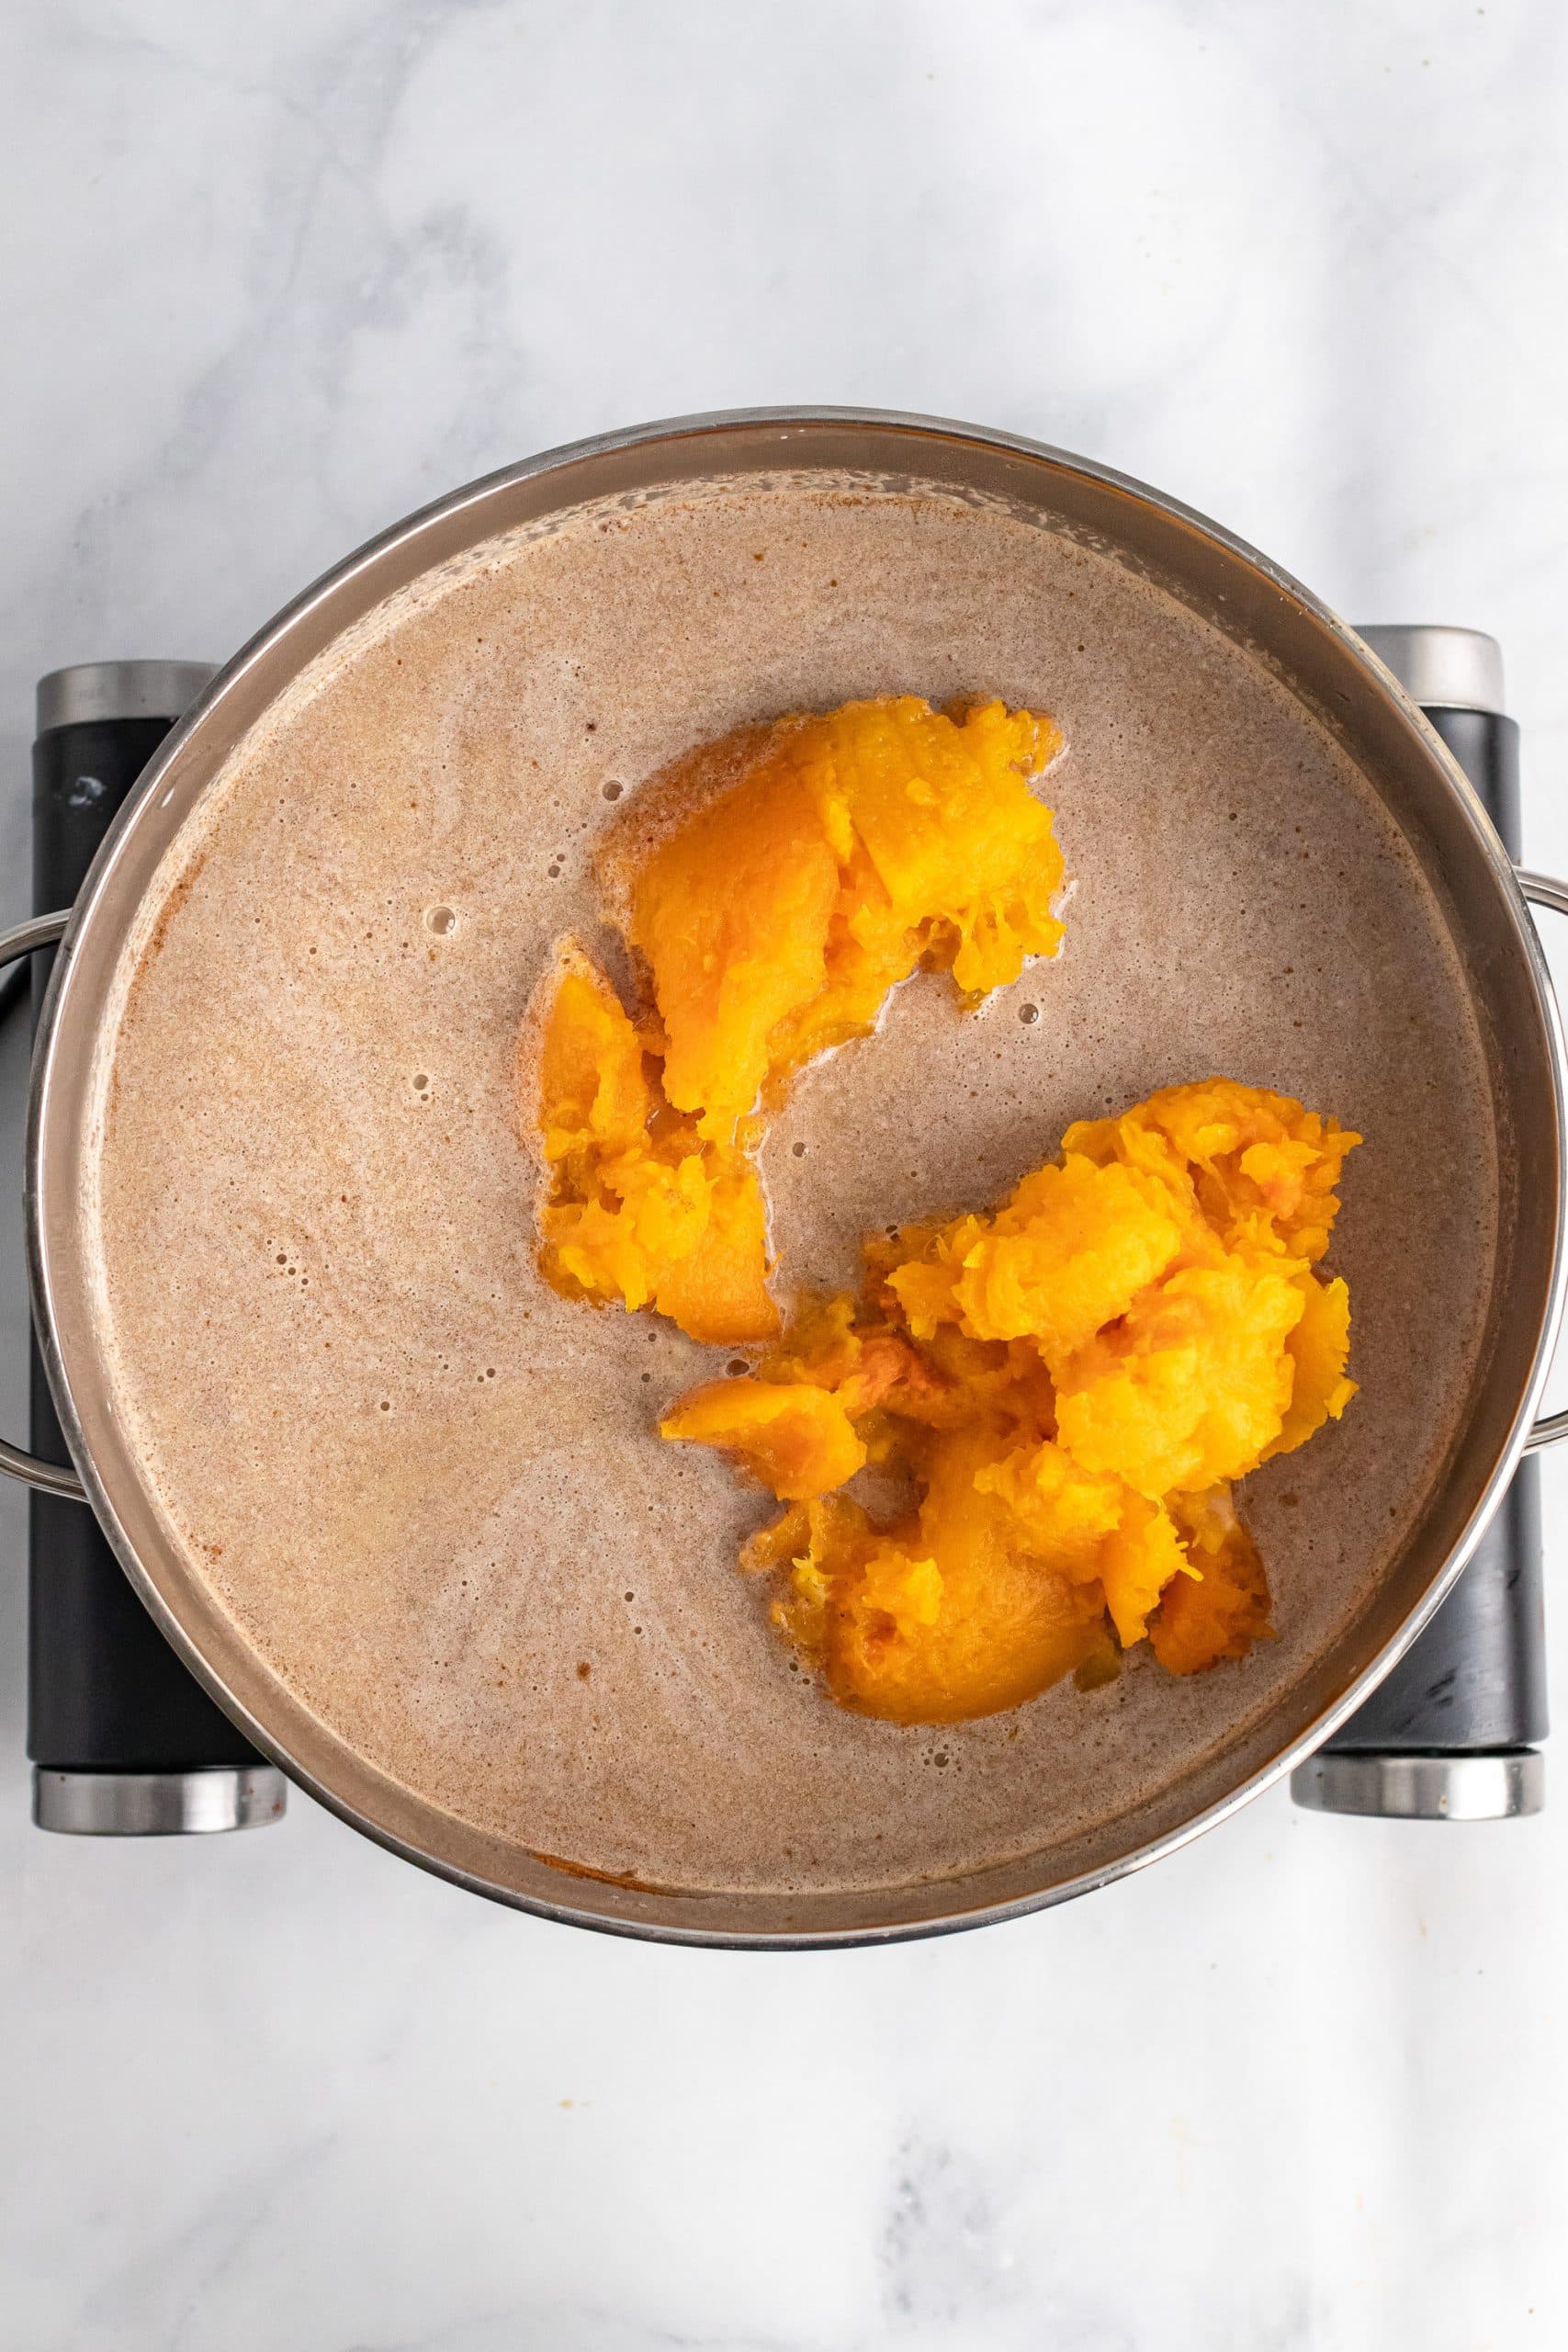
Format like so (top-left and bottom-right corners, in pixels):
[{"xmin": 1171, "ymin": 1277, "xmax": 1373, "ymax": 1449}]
[
  {"xmin": 791, "ymin": 1141, "xmax": 807, "ymax": 1158},
  {"xmin": 1018, "ymin": 1002, "xmax": 1039, "ymax": 1024},
  {"xmin": 424, "ymin": 905, "xmax": 457, "ymax": 935},
  {"xmin": 602, "ymin": 780, "xmax": 624, "ymax": 801},
  {"xmin": 726, "ymin": 1358, "xmax": 749, "ymax": 1377}
]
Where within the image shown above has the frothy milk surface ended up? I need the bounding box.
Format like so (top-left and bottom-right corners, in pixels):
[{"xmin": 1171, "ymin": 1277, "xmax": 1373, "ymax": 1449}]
[{"xmin": 92, "ymin": 479, "xmax": 1496, "ymax": 1894}]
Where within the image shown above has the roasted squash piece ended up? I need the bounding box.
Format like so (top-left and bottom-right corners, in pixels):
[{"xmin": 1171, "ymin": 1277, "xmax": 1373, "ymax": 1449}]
[
  {"xmin": 661, "ymin": 1378, "xmax": 865, "ymax": 1502},
  {"xmin": 1150, "ymin": 1490, "xmax": 1274, "ymax": 1674},
  {"xmin": 665, "ymin": 1078, "xmax": 1358, "ymax": 1723},
  {"xmin": 533, "ymin": 946, "xmax": 779, "ymax": 1343},
  {"xmin": 629, "ymin": 763, "xmax": 840, "ymax": 1141},
  {"xmin": 533, "ymin": 696, "xmax": 1066, "ymax": 1344},
  {"xmin": 626, "ymin": 695, "xmax": 1066, "ymax": 1137}
]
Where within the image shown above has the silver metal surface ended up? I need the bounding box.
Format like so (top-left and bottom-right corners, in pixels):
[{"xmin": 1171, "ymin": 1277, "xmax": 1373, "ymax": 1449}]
[
  {"xmin": 1290, "ymin": 1749, "xmax": 1543, "ymax": 1820},
  {"xmin": 1358, "ymin": 626, "xmax": 1506, "ymax": 717},
  {"xmin": 11, "ymin": 410, "xmax": 1568, "ymax": 1944},
  {"xmin": 0, "ymin": 912, "xmax": 84, "ymax": 1496},
  {"xmin": 1518, "ymin": 870, "xmax": 1568, "ymax": 1451},
  {"xmin": 36, "ymin": 661, "xmax": 217, "ymax": 735},
  {"xmin": 32, "ymin": 1764, "xmax": 288, "ymax": 1835}
]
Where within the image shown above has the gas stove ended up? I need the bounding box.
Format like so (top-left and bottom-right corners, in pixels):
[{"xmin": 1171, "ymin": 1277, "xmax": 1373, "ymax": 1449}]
[{"xmin": 12, "ymin": 634, "xmax": 1547, "ymax": 1847}]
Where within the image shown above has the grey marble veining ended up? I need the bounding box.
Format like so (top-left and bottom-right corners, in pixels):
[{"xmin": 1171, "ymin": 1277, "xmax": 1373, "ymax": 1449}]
[{"xmin": 5, "ymin": 3, "xmax": 1568, "ymax": 2346}]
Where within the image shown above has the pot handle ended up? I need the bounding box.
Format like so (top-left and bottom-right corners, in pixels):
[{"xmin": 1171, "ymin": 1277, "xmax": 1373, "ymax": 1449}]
[
  {"xmin": 1517, "ymin": 869, "xmax": 1568, "ymax": 1452},
  {"xmin": 0, "ymin": 910, "xmax": 86, "ymax": 1499}
]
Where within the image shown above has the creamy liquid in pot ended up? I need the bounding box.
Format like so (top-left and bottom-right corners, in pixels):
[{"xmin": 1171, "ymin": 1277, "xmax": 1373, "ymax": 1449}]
[{"xmin": 92, "ymin": 478, "xmax": 1497, "ymax": 1894}]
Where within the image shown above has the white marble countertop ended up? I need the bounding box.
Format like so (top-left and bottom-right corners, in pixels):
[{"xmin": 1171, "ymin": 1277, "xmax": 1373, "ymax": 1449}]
[{"xmin": 6, "ymin": 3, "xmax": 1568, "ymax": 2345}]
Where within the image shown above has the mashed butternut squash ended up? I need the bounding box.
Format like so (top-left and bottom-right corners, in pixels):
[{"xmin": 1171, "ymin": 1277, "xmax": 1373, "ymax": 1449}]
[
  {"xmin": 661, "ymin": 1080, "xmax": 1359, "ymax": 1722},
  {"xmin": 529, "ymin": 696, "xmax": 1066, "ymax": 1342},
  {"xmin": 526, "ymin": 695, "xmax": 1360, "ymax": 1726},
  {"xmin": 630, "ymin": 695, "xmax": 1065, "ymax": 1141}
]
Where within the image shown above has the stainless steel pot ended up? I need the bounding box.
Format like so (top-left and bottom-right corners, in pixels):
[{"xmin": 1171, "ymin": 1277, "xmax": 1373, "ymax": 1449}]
[{"xmin": 6, "ymin": 409, "xmax": 1567, "ymax": 1945}]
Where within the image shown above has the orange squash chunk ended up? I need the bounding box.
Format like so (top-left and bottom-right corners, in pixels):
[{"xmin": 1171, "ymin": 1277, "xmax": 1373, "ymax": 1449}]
[
  {"xmin": 784, "ymin": 695, "xmax": 1066, "ymax": 1001},
  {"xmin": 889, "ymin": 1154, "xmax": 1189, "ymax": 1366},
  {"xmin": 536, "ymin": 956, "xmax": 654, "ymax": 1172},
  {"xmin": 1262, "ymin": 1271, "xmax": 1357, "ymax": 1460},
  {"xmin": 630, "ymin": 760, "xmax": 840, "ymax": 1141},
  {"xmin": 666, "ymin": 1078, "xmax": 1358, "ymax": 1723},
  {"xmin": 531, "ymin": 945, "xmax": 779, "ymax": 1345},
  {"xmin": 1052, "ymin": 1248, "xmax": 1309, "ymax": 1498},
  {"xmin": 530, "ymin": 695, "xmax": 1066, "ymax": 1343},
  {"xmin": 660, "ymin": 1378, "xmax": 866, "ymax": 1502},
  {"xmin": 1150, "ymin": 1491, "xmax": 1274, "ymax": 1675},
  {"xmin": 976, "ymin": 1440, "xmax": 1195, "ymax": 1649},
  {"xmin": 1065, "ymin": 1078, "xmax": 1359, "ymax": 1265},
  {"xmin": 750, "ymin": 1433, "xmax": 1110, "ymax": 1725},
  {"xmin": 626, "ymin": 695, "xmax": 1066, "ymax": 1139},
  {"xmin": 645, "ymin": 1153, "xmax": 778, "ymax": 1347}
]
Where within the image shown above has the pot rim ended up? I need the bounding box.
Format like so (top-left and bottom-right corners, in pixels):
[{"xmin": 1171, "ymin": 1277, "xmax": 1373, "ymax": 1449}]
[{"xmin": 24, "ymin": 405, "xmax": 1568, "ymax": 1946}]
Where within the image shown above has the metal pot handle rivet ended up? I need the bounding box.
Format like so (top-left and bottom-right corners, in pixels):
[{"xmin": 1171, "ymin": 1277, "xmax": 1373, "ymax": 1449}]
[
  {"xmin": 1517, "ymin": 868, "xmax": 1568, "ymax": 1452},
  {"xmin": 0, "ymin": 910, "xmax": 85, "ymax": 1499}
]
